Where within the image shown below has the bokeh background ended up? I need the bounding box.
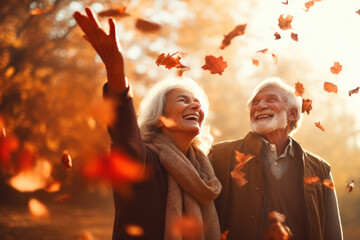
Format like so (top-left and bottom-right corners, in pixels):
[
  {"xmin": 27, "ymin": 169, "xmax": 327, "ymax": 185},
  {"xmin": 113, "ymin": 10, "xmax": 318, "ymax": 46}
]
[{"xmin": 1, "ymin": 0, "xmax": 359, "ymax": 239}]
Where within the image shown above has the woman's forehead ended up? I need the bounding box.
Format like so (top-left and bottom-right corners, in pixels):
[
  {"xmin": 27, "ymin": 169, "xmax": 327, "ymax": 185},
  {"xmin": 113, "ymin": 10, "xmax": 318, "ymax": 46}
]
[{"xmin": 167, "ymin": 88, "xmax": 198, "ymax": 100}]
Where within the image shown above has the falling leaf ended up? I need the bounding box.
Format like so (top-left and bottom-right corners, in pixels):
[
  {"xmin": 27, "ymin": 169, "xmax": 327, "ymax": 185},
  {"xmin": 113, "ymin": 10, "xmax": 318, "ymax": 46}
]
[
  {"xmin": 54, "ymin": 194, "xmax": 72, "ymax": 203},
  {"xmin": 221, "ymin": 230, "xmax": 230, "ymax": 240},
  {"xmin": 156, "ymin": 52, "xmax": 188, "ymax": 70},
  {"xmin": 265, "ymin": 211, "xmax": 293, "ymax": 240},
  {"xmin": 272, "ymin": 53, "xmax": 278, "ymax": 65},
  {"xmin": 220, "ymin": 24, "xmax": 247, "ymax": 49},
  {"xmin": 330, "ymin": 62, "xmax": 342, "ymax": 74},
  {"xmin": 252, "ymin": 59, "xmax": 259, "ymax": 66},
  {"xmin": 305, "ymin": 1, "xmax": 315, "ymax": 11},
  {"xmin": 256, "ymin": 48, "xmax": 268, "ymax": 54},
  {"xmin": 61, "ymin": 150, "xmax": 72, "ymax": 170},
  {"xmin": 314, "ymin": 122, "xmax": 325, "ymax": 131},
  {"xmin": 202, "ymin": 55, "xmax": 228, "ymax": 75},
  {"xmin": 171, "ymin": 215, "xmax": 203, "ymax": 239},
  {"xmin": 159, "ymin": 115, "xmax": 177, "ymax": 128},
  {"xmin": 323, "ymin": 179, "xmax": 335, "ymax": 190},
  {"xmin": 304, "ymin": 175, "xmax": 320, "ymax": 185},
  {"xmin": 98, "ymin": 5, "xmax": 130, "ymax": 18},
  {"xmin": 301, "ymin": 98, "xmax": 312, "ymax": 114},
  {"xmin": 231, "ymin": 151, "xmax": 254, "ymax": 187},
  {"xmin": 356, "ymin": 9, "xmax": 360, "ymax": 15},
  {"xmin": 125, "ymin": 225, "xmax": 144, "ymax": 237},
  {"xmin": 45, "ymin": 180, "xmax": 62, "ymax": 193},
  {"xmin": 295, "ymin": 82, "xmax": 305, "ymax": 97},
  {"xmin": 291, "ymin": 32, "xmax": 298, "ymax": 41},
  {"xmin": 349, "ymin": 87, "xmax": 359, "ymax": 96},
  {"xmin": 28, "ymin": 198, "xmax": 49, "ymax": 218},
  {"xmin": 274, "ymin": 32, "xmax": 281, "ymax": 40},
  {"xmin": 324, "ymin": 82, "xmax": 338, "ymax": 93},
  {"xmin": 278, "ymin": 15, "xmax": 293, "ymax": 30},
  {"xmin": 135, "ymin": 18, "xmax": 161, "ymax": 33},
  {"xmin": 30, "ymin": 8, "xmax": 44, "ymax": 15},
  {"xmin": 281, "ymin": 0, "xmax": 289, "ymax": 5},
  {"xmin": 346, "ymin": 180, "xmax": 355, "ymax": 193}
]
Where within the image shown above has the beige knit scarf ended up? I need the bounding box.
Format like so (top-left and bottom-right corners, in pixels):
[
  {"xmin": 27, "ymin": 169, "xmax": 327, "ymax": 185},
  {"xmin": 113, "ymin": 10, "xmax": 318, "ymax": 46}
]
[{"xmin": 147, "ymin": 133, "xmax": 222, "ymax": 240}]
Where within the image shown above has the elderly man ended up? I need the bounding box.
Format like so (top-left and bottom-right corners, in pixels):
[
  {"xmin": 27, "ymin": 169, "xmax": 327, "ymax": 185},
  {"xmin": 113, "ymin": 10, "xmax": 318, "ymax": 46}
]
[{"xmin": 210, "ymin": 77, "xmax": 342, "ymax": 240}]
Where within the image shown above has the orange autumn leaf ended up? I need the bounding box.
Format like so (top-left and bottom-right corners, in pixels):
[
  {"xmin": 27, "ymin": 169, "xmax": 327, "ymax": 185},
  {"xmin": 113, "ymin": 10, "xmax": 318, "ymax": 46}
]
[
  {"xmin": 291, "ymin": 32, "xmax": 298, "ymax": 41},
  {"xmin": 61, "ymin": 150, "xmax": 72, "ymax": 170},
  {"xmin": 265, "ymin": 211, "xmax": 293, "ymax": 240},
  {"xmin": 98, "ymin": 5, "xmax": 130, "ymax": 18},
  {"xmin": 323, "ymin": 179, "xmax": 335, "ymax": 190},
  {"xmin": 278, "ymin": 15, "xmax": 293, "ymax": 30},
  {"xmin": 315, "ymin": 122, "xmax": 325, "ymax": 131},
  {"xmin": 171, "ymin": 215, "xmax": 203, "ymax": 239},
  {"xmin": 135, "ymin": 18, "xmax": 161, "ymax": 33},
  {"xmin": 125, "ymin": 225, "xmax": 144, "ymax": 237},
  {"xmin": 281, "ymin": 0, "xmax": 289, "ymax": 5},
  {"xmin": 231, "ymin": 151, "xmax": 254, "ymax": 187},
  {"xmin": 28, "ymin": 198, "xmax": 49, "ymax": 218},
  {"xmin": 45, "ymin": 180, "xmax": 62, "ymax": 193},
  {"xmin": 221, "ymin": 230, "xmax": 230, "ymax": 240},
  {"xmin": 346, "ymin": 180, "xmax": 355, "ymax": 193},
  {"xmin": 305, "ymin": 1, "xmax": 315, "ymax": 11},
  {"xmin": 304, "ymin": 175, "xmax": 320, "ymax": 185},
  {"xmin": 252, "ymin": 59, "xmax": 259, "ymax": 66},
  {"xmin": 30, "ymin": 8, "xmax": 44, "ymax": 15},
  {"xmin": 348, "ymin": 87, "xmax": 359, "ymax": 96},
  {"xmin": 156, "ymin": 52, "xmax": 188, "ymax": 70},
  {"xmin": 324, "ymin": 82, "xmax": 338, "ymax": 93},
  {"xmin": 295, "ymin": 82, "xmax": 305, "ymax": 97},
  {"xmin": 274, "ymin": 32, "xmax": 281, "ymax": 40},
  {"xmin": 220, "ymin": 24, "xmax": 247, "ymax": 50},
  {"xmin": 256, "ymin": 48, "xmax": 268, "ymax": 54},
  {"xmin": 272, "ymin": 53, "xmax": 278, "ymax": 65},
  {"xmin": 330, "ymin": 62, "xmax": 342, "ymax": 74},
  {"xmin": 301, "ymin": 98, "xmax": 312, "ymax": 114},
  {"xmin": 202, "ymin": 55, "xmax": 228, "ymax": 75}
]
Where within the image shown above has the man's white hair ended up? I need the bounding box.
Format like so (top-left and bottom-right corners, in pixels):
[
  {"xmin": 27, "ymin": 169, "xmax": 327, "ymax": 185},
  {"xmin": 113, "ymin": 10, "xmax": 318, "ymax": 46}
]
[
  {"xmin": 247, "ymin": 77, "xmax": 303, "ymax": 135},
  {"xmin": 138, "ymin": 77, "xmax": 212, "ymax": 153}
]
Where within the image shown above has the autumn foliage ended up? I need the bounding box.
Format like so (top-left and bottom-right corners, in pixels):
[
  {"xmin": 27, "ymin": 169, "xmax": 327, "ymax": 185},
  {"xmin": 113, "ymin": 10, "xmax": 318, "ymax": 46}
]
[
  {"xmin": 202, "ymin": 55, "xmax": 228, "ymax": 75},
  {"xmin": 230, "ymin": 151, "xmax": 254, "ymax": 187}
]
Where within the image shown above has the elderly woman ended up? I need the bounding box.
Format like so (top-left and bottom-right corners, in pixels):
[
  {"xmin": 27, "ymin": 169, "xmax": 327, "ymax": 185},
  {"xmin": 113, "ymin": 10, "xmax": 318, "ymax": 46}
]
[{"xmin": 74, "ymin": 8, "xmax": 221, "ymax": 240}]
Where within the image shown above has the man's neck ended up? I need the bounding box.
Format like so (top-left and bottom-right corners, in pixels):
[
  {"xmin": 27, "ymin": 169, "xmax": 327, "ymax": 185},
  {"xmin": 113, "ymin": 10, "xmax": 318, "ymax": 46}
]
[{"xmin": 261, "ymin": 130, "xmax": 290, "ymax": 157}]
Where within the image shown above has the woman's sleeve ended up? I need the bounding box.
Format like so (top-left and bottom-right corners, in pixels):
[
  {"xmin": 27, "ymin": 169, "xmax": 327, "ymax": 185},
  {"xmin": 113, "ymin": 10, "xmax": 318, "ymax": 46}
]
[{"xmin": 103, "ymin": 83, "xmax": 146, "ymax": 162}]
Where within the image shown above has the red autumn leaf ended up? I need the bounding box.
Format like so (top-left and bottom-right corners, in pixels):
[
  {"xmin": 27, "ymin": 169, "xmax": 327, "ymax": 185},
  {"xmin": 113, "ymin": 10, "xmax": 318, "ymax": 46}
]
[
  {"xmin": 135, "ymin": 18, "xmax": 161, "ymax": 33},
  {"xmin": 330, "ymin": 62, "xmax": 342, "ymax": 74},
  {"xmin": 323, "ymin": 179, "xmax": 335, "ymax": 190},
  {"xmin": 202, "ymin": 55, "xmax": 228, "ymax": 75},
  {"xmin": 324, "ymin": 82, "xmax": 338, "ymax": 93},
  {"xmin": 291, "ymin": 32, "xmax": 298, "ymax": 41},
  {"xmin": 301, "ymin": 98, "xmax": 312, "ymax": 114},
  {"xmin": 278, "ymin": 15, "xmax": 293, "ymax": 30},
  {"xmin": 220, "ymin": 24, "xmax": 247, "ymax": 49},
  {"xmin": 256, "ymin": 48, "xmax": 268, "ymax": 54},
  {"xmin": 272, "ymin": 53, "xmax": 278, "ymax": 65},
  {"xmin": 305, "ymin": 1, "xmax": 315, "ymax": 11},
  {"xmin": 304, "ymin": 175, "xmax": 320, "ymax": 185},
  {"xmin": 231, "ymin": 151, "xmax": 254, "ymax": 187},
  {"xmin": 156, "ymin": 52, "xmax": 188, "ymax": 70},
  {"xmin": 61, "ymin": 150, "xmax": 72, "ymax": 170},
  {"xmin": 295, "ymin": 82, "xmax": 305, "ymax": 97},
  {"xmin": 281, "ymin": 0, "xmax": 289, "ymax": 5},
  {"xmin": 348, "ymin": 87, "xmax": 359, "ymax": 96},
  {"xmin": 265, "ymin": 211, "xmax": 293, "ymax": 240},
  {"xmin": 98, "ymin": 5, "xmax": 130, "ymax": 18},
  {"xmin": 346, "ymin": 180, "xmax": 355, "ymax": 193},
  {"xmin": 274, "ymin": 32, "xmax": 281, "ymax": 40},
  {"xmin": 252, "ymin": 59, "xmax": 259, "ymax": 66},
  {"xmin": 30, "ymin": 8, "xmax": 44, "ymax": 15},
  {"xmin": 221, "ymin": 230, "xmax": 230, "ymax": 240},
  {"xmin": 315, "ymin": 122, "xmax": 325, "ymax": 131},
  {"xmin": 171, "ymin": 215, "xmax": 203, "ymax": 239}
]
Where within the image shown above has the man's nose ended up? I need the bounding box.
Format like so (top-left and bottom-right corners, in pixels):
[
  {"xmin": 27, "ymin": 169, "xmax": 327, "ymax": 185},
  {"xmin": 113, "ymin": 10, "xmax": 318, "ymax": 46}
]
[{"xmin": 190, "ymin": 102, "xmax": 201, "ymax": 111}]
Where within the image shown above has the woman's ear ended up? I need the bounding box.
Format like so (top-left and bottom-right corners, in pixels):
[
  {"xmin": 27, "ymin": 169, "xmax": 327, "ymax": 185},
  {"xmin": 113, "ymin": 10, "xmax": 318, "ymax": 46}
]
[{"xmin": 287, "ymin": 107, "xmax": 298, "ymax": 122}]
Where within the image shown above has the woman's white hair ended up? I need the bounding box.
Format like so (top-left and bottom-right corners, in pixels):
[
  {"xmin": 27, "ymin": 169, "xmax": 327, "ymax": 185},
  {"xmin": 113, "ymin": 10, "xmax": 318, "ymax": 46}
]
[
  {"xmin": 138, "ymin": 77, "xmax": 213, "ymax": 153},
  {"xmin": 247, "ymin": 77, "xmax": 303, "ymax": 135}
]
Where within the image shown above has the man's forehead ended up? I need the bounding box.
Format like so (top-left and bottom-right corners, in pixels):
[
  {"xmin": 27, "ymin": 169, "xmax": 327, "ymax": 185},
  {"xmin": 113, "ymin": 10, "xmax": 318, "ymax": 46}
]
[{"xmin": 254, "ymin": 85, "xmax": 285, "ymax": 98}]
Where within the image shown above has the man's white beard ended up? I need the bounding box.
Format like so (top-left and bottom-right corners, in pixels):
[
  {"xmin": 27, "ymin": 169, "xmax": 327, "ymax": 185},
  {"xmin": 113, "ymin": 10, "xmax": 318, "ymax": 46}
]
[{"xmin": 251, "ymin": 110, "xmax": 288, "ymax": 134}]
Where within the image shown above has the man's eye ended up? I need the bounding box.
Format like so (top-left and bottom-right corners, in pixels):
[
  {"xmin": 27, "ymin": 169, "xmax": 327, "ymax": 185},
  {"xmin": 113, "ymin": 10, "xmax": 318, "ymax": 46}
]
[{"xmin": 252, "ymin": 100, "xmax": 259, "ymax": 105}]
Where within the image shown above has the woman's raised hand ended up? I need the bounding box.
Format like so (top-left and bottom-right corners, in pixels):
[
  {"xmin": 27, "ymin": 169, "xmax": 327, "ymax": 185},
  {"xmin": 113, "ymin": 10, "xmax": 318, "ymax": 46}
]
[{"xmin": 74, "ymin": 7, "xmax": 127, "ymax": 93}]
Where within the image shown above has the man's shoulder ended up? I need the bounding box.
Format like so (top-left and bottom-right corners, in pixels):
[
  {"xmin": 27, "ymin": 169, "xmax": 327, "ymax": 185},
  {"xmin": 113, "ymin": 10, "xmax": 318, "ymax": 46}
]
[{"xmin": 293, "ymin": 140, "xmax": 331, "ymax": 171}]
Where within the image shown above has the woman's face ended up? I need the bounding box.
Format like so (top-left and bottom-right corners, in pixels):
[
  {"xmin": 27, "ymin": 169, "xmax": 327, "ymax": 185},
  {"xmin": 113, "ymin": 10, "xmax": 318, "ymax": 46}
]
[{"xmin": 161, "ymin": 88, "xmax": 204, "ymax": 136}]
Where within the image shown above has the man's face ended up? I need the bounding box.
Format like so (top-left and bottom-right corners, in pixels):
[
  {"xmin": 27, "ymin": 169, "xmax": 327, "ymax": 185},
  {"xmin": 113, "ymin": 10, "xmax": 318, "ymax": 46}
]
[{"xmin": 249, "ymin": 86, "xmax": 289, "ymax": 135}]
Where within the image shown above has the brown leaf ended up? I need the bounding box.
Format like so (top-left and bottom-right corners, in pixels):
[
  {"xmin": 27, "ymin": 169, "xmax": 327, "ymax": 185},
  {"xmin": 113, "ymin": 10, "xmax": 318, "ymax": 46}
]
[
  {"xmin": 349, "ymin": 87, "xmax": 359, "ymax": 96},
  {"xmin": 304, "ymin": 175, "xmax": 320, "ymax": 185},
  {"xmin": 315, "ymin": 122, "xmax": 325, "ymax": 131},
  {"xmin": 156, "ymin": 52, "xmax": 188, "ymax": 70},
  {"xmin": 305, "ymin": 1, "xmax": 315, "ymax": 11},
  {"xmin": 330, "ymin": 62, "xmax": 342, "ymax": 74},
  {"xmin": 202, "ymin": 55, "xmax": 228, "ymax": 75},
  {"xmin": 274, "ymin": 32, "xmax": 281, "ymax": 40},
  {"xmin": 135, "ymin": 18, "xmax": 161, "ymax": 33},
  {"xmin": 324, "ymin": 82, "xmax": 338, "ymax": 93},
  {"xmin": 323, "ymin": 179, "xmax": 335, "ymax": 190},
  {"xmin": 278, "ymin": 15, "xmax": 293, "ymax": 30},
  {"xmin": 265, "ymin": 211, "xmax": 293, "ymax": 240},
  {"xmin": 256, "ymin": 48, "xmax": 268, "ymax": 54},
  {"xmin": 346, "ymin": 180, "xmax": 355, "ymax": 193},
  {"xmin": 61, "ymin": 150, "xmax": 72, "ymax": 170},
  {"xmin": 301, "ymin": 98, "xmax": 312, "ymax": 114},
  {"xmin": 291, "ymin": 32, "xmax": 298, "ymax": 41},
  {"xmin": 98, "ymin": 5, "xmax": 130, "ymax": 18},
  {"xmin": 252, "ymin": 59, "xmax": 259, "ymax": 66},
  {"xmin": 295, "ymin": 82, "xmax": 305, "ymax": 97},
  {"xmin": 171, "ymin": 216, "xmax": 203, "ymax": 239},
  {"xmin": 230, "ymin": 151, "xmax": 253, "ymax": 187},
  {"xmin": 220, "ymin": 24, "xmax": 247, "ymax": 49},
  {"xmin": 272, "ymin": 53, "xmax": 278, "ymax": 65}
]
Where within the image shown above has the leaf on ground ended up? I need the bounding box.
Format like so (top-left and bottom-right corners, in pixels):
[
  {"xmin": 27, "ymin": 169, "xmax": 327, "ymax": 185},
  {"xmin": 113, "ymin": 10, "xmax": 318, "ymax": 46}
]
[
  {"xmin": 295, "ymin": 82, "xmax": 305, "ymax": 97},
  {"xmin": 220, "ymin": 24, "xmax": 247, "ymax": 49},
  {"xmin": 278, "ymin": 15, "xmax": 293, "ymax": 30},
  {"xmin": 330, "ymin": 62, "xmax": 342, "ymax": 74},
  {"xmin": 202, "ymin": 55, "xmax": 228, "ymax": 75},
  {"xmin": 135, "ymin": 18, "xmax": 161, "ymax": 33},
  {"xmin": 324, "ymin": 82, "xmax": 338, "ymax": 93},
  {"xmin": 301, "ymin": 98, "xmax": 312, "ymax": 114},
  {"xmin": 315, "ymin": 122, "xmax": 325, "ymax": 131}
]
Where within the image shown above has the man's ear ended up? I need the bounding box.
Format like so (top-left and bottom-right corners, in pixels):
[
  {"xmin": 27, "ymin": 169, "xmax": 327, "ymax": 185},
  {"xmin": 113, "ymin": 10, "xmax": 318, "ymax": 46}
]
[{"xmin": 287, "ymin": 107, "xmax": 298, "ymax": 122}]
